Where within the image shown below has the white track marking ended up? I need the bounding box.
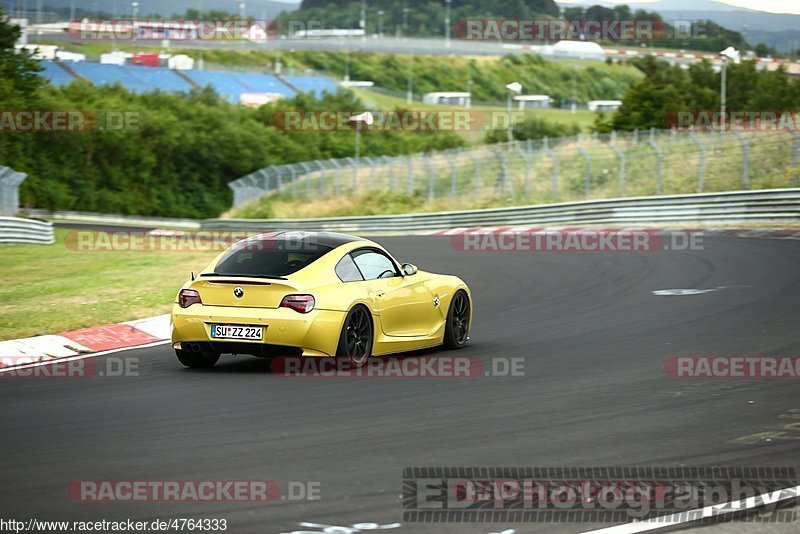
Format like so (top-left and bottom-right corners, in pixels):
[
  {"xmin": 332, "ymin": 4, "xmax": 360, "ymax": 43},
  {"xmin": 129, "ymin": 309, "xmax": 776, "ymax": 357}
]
[
  {"xmin": 122, "ymin": 314, "xmax": 170, "ymax": 339},
  {"xmin": 652, "ymin": 288, "xmax": 721, "ymax": 296},
  {"xmin": 581, "ymin": 484, "xmax": 800, "ymax": 533}
]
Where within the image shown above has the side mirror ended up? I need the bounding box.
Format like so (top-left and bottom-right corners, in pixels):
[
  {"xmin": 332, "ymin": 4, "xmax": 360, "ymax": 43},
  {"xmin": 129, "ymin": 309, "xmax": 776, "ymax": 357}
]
[{"xmin": 402, "ymin": 263, "xmax": 418, "ymax": 276}]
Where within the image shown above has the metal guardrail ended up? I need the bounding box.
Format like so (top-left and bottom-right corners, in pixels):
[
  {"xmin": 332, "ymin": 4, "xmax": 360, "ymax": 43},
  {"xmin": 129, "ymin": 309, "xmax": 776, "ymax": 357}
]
[
  {"xmin": 23, "ymin": 209, "xmax": 202, "ymax": 230},
  {"xmin": 0, "ymin": 217, "xmax": 55, "ymax": 244},
  {"xmin": 27, "ymin": 189, "xmax": 800, "ymax": 235},
  {"xmin": 202, "ymin": 189, "xmax": 800, "ymax": 233}
]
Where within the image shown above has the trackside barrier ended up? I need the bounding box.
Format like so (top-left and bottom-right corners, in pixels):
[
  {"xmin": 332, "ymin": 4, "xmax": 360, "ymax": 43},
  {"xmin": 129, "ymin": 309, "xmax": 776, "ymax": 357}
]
[
  {"xmin": 24, "ymin": 210, "xmax": 202, "ymax": 230},
  {"xmin": 0, "ymin": 217, "xmax": 55, "ymax": 244},
  {"xmin": 28, "ymin": 189, "xmax": 800, "ymax": 235},
  {"xmin": 202, "ymin": 189, "xmax": 800, "ymax": 233}
]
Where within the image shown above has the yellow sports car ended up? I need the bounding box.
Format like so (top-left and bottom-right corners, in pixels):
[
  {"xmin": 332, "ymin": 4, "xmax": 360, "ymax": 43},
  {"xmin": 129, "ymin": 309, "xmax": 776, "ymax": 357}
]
[{"xmin": 171, "ymin": 231, "xmax": 472, "ymax": 368}]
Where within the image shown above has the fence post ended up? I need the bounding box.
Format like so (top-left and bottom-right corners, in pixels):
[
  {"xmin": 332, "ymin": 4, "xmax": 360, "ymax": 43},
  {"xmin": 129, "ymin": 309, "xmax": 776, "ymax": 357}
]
[
  {"xmin": 690, "ymin": 132, "xmax": 706, "ymax": 193},
  {"xmin": 288, "ymin": 165, "xmax": 298, "ymax": 198},
  {"xmin": 791, "ymin": 130, "xmax": 799, "ymax": 187},
  {"xmin": 406, "ymin": 156, "xmax": 414, "ymax": 196},
  {"xmin": 647, "ymin": 136, "xmax": 664, "ymax": 194},
  {"xmin": 733, "ymin": 131, "xmax": 750, "ymax": 188},
  {"xmin": 495, "ymin": 151, "xmax": 512, "ymax": 197},
  {"xmin": 578, "ymin": 147, "xmax": 591, "ymax": 199},
  {"xmin": 257, "ymin": 168, "xmax": 271, "ymax": 192},
  {"xmin": 424, "ymin": 154, "xmax": 435, "ymax": 202},
  {"xmin": 447, "ymin": 149, "xmax": 458, "ymax": 198},
  {"xmin": 543, "ymin": 136, "xmax": 559, "ymax": 201},
  {"xmin": 329, "ymin": 158, "xmax": 341, "ymax": 197},
  {"xmin": 610, "ymin": 131, "xmax": 626, "ymax": 197},
  {"xmin": 383, "ymin": 156, "xmax": 395, "ymax": 191},
  {"xmin": 516, "ymin": 144, "xmax": 532, "ymax": 198},
  {"xmin": 275, "ymin": 166, "xmax": 285, "ymax": 193},
  {"xmin": 299, "ymin": 162, "xmax": 312, "ymax": 198},
  {"xmin": 365, "ymin": 157, "xmax": 378, "ymax": 190},
  {"xmin": 468, "ymin": 150, "xmax": 481, "ymax": 202},
  {"xmin": 633, "ymin": 128, "xmax": 639, "ymax": 145},
  {"xmin": 312, "ymin": 160, "xmax": 327, "ymax": 196}
]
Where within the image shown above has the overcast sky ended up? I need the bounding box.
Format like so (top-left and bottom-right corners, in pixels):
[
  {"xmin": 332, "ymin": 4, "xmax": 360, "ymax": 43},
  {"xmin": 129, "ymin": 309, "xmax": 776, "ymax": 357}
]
[{"xmin": 554, "ymin": 0, "xmax": 800, "ymax": 15}]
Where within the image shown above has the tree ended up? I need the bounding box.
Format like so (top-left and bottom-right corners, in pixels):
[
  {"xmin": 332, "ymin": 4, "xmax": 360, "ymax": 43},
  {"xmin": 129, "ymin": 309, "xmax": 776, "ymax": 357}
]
[{"xmin": 0, "ymin": 8, "xmax": 44, "ymax": 104}]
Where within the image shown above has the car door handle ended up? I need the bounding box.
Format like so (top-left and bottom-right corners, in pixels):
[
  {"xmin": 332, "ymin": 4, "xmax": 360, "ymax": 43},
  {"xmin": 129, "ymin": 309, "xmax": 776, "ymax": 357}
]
[{"xmin": 374, "ymin": 290, "xmax": 385, "ymax": 297}]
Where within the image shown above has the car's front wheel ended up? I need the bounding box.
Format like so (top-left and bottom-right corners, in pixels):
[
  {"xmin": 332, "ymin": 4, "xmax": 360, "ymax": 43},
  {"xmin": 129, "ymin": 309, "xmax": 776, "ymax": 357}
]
[
  {"xmin": 336, "ymin": 305, "xmax": 373, "ymax": 368},
  {"xmin": 175, "ymin": 348, "xmax": 220, "ymax": 368},
  {"xmin": 443, "ymin": 290, "xmax": 470, "ymax": 349}
]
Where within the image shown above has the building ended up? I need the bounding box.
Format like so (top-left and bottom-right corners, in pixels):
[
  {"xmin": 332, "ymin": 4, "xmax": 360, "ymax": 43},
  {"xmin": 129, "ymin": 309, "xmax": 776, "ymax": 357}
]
[
  {"xmin": 588, "ymin": 100, "xmax": 623, "ymax": 112},
  {"xmin": 514, "ymin": 95, "xmax": 551, "ymax": 109},
  {"xmin": 422, "ymin": 92, "xmax": 471, "ymax": 107}
]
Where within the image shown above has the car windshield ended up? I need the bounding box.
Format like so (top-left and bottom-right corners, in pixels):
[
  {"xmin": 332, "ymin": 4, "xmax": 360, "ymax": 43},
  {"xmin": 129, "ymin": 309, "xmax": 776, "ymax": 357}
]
[{"xmin": 213, "ymin": 238, "xmax": 332, "ymax": 278}]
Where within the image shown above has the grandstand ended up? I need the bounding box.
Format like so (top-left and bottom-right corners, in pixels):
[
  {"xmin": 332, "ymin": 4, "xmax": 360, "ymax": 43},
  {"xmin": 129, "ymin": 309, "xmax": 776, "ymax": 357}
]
[
  {"xmin": 37, "ymin": 61, "xmax": 340, "ymax": 103},
  {"xmin": 229, "ymin": 72, "xmax": 296, "ymax": 98},
  {"xmin": 38, "ymin": 60, "xmax": 75, "ymax": 87},
  {"xmin": 282, "ymin": 75, "xmax": 339, "ymax": 98}
]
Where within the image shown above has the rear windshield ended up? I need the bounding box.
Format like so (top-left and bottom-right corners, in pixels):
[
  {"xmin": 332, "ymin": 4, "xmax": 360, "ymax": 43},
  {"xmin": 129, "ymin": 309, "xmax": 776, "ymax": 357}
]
[{"xmin": 213, "ymin": 239, "xmax": 332, "ymax": 277}]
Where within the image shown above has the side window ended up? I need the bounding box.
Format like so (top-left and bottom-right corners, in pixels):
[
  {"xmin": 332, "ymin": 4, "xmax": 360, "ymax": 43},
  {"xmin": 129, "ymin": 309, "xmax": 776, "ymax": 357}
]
[
  {"xmin": 335, "ymin": 254, "xmax": 364, "ymax": 282},
  {"xmin": 352, "ymin": 249, "xmax": 399, "ymax": 280}
]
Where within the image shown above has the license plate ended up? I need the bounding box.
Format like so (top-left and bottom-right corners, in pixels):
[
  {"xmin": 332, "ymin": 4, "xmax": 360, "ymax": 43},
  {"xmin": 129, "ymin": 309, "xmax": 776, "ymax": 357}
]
[{"xmin": 210, "ymin": 324, "xmax": 264, "ymax": 340}]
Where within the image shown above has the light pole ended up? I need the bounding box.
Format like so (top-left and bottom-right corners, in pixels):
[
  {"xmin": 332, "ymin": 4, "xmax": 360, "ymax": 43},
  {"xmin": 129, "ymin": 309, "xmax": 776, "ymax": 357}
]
[
  {"xmin": 131, "ymin": 1, "xmax": 138, "ymax": 20},
  {"xmin": 402, "ymin": 7, "xmax": 409, "ymax": 39},
  {"xmin": 444, "ymin": 0, "xmax": 451, "ymax": 48},
  {"xmin": 350, "ymin": 112, "xmax": 374, "ymax": 181},
  {"xmin": 360, "ymin": 0, "xmax": 366, "ymax": 42},
  {"xmin": 406, "ymin": 54, "xmax": 413, "ymax": 104},
  {"xmin": 505, "ymin": 82, "xmax": 522, "ymax": 144},
  {"xmin": 377, "ymin": 10, "xmax": 383, "ymax": 38},
  {"xmin": 719, "ymin": 46, "xmax": 740, "ymax": 131}
]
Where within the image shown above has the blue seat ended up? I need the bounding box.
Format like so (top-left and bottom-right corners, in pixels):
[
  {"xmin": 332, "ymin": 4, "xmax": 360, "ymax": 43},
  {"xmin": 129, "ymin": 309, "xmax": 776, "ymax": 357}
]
[
  {"xmin": 182, "ymin": 70, "xmax": 251, "ymax": 103},
  {"xmin": 124, "ymin": 65, "xmax": 193, "ymax": 92},
  {"xmin": 69, "ymin": 62, "xmax": 150, "ymax": 93},
  {"xmin": 283, "ymin": 75, "xmax": 339, "ymax": 98},
  {"xmin": 229, "ymin": 72, "xmax": 295, "ymax": 97},
  {"xmin": 38, "ymin": 60, "xmax": 77, "ymax": 87}
]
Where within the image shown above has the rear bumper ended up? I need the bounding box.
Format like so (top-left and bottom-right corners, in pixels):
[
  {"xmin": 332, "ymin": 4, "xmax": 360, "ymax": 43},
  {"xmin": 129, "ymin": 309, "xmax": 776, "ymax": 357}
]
[{"xmin": 171, "ymin": 304, "xmax": 346, "ymax": 357}]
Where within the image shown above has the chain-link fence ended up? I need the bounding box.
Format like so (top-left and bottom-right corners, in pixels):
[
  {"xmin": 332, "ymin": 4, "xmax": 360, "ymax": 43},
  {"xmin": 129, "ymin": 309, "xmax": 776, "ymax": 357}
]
[
  {"xmin": 229, "ymin": 129, "xmax": 800, "ymax": 209},
  {"xmin": 0, "ymin": 166, "xmax": 27, "ymax": 217}
]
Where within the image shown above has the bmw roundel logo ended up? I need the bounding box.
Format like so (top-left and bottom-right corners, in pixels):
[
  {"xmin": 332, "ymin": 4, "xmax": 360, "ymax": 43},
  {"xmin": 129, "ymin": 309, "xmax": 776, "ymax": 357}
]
[{"xmin": 233, "ymin": 287, "xmax": 244, "ymax": 298}]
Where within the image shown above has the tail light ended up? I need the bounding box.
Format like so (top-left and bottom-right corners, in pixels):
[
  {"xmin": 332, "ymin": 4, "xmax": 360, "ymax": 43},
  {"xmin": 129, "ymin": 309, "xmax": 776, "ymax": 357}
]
[
  {"xmin": 280, "ymin": 294, "xmax": 315, "ymax": 313},
  {"xmin": 178, "ymin": 289, "xmax": 202, "ymax": 308}
]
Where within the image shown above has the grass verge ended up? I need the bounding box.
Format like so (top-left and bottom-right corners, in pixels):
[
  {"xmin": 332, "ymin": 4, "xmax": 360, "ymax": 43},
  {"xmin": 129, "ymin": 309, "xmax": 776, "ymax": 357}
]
[{"xmin": 0, "ymin": 228, "xmax": 219, "ymax": 340}]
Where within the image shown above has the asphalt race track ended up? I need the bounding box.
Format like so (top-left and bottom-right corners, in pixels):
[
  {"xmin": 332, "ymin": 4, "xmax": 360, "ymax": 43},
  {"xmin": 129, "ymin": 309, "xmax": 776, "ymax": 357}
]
[{"xmin": 2, "ymin": 235, "xmax": 800, "ymax": 534}]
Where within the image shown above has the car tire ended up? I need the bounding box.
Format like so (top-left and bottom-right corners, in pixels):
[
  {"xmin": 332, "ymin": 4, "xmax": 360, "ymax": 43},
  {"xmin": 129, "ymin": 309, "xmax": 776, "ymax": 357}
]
[
  {"xmin": 443, "ymin": 290, "xmax": 470, "ymax": 349},
  {"xmin": 336, "ymin": 305, "xmax": 373, "ymax": 368},
  {"xmin": 175, "ymin": 348, "xmax": 220, "ymax": 369}
]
